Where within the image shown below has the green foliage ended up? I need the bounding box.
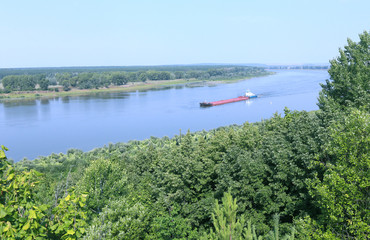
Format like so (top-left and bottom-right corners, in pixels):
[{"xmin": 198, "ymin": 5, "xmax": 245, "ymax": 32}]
[
  {"xmin": 214, "ymin": 110, "xmax": 322, "ymax": 233},
  {"xmin": 84, "ymin": 197, "xmax": 149, "ymax": 239},
  {"xmin": 138, "ymin": 72, "xmax": 147, "ymax": 82},
  {"xmin": 294, "ymin": 216, "xmax": 339, "ymax": 240},
  {"xmin": 48, "ymin": 191, "xmax": 88, "ymax": 240},
  {"xmin": 306, "ymin": 30, "xmax": 370, "ymax": 239},
  {"xmin": 174, "ymin": 71, "xmax": 185, "ymax": 79},
  {"xmin": 318, "ymin": 31, "xmax": 370, "ymax": 112},
  {"xmin": 146, "ymin": 205, "xmax": 197, "ymax": 240},
  {"xmin": 204, "ymin": 193, "xmax": 296, "ymax": 240},
  {"xmin": 244, "ymin": 220, "xmax": 262, "ymax": 240},
  {"xmin": 307, "ymin": 108, "xmax": 370, "ymax": 239},
  {"xmin": 110, "ymin": 72, "xmax": 128, "ymax": 85},
  {"xmin": 266, "ymin": 214, "xmax": 295, "ymax": 240},
  {"xmin": 85, "ymin": 197, "xmax": 197, "ymax": 240},
  {"xmin": 2, "ymin": 75, "xmax": 37, "ymax": 91},
  {"xmin": 62, "ymin": 80, "xmax": 71, "ymax": 91},
  {"xmin": 13, "ymin": 111, "xmax": 323, "ymax": 238},
  {"xmin": 38, "ymin": 77, "xmax": 49, "ymax": 91},
  {"xmin": 0, "ymin": 146, "xmax": 88, "ymax": 239},
  {"xmin": 77, "ymin": 157, "xmax": 127, "ymax": 214},
  {"xmin": 0, "ymin": 145, "xmax": 48, "ymax": 239},
  {"xmin": 205, "ymin": 191, "xmax": 246, "ymax": 240}
]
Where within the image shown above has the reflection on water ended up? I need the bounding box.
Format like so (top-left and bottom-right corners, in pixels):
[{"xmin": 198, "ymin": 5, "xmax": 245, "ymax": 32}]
[
  {"xmin": 89, "ymin": 92, "xmax": 131, "ymax": 100},
  {"xmin": 40, "ymin": 99, "xmax": 50, "ymax": 105},
  {"xmin": 0, "ymin": 70, "xmax": 328, "ymax": 161},
  {"xmin": 3, "ymin": 99, "xmax": 37, "ymax": 108},
  {"xmin": 61, "ymin": 97, "xmax": 71, "ymax": 103}
]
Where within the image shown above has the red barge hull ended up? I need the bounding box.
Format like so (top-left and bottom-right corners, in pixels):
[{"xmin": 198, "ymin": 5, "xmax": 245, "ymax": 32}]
[{"xmin": 200, "ymin": 96, "xmax": 249, "ymax": 107}]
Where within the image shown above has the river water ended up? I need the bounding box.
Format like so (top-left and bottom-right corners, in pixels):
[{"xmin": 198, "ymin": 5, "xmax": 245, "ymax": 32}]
[{"xmin": 0, "ymin": 70, "xmax": 329, "ymax": 161}]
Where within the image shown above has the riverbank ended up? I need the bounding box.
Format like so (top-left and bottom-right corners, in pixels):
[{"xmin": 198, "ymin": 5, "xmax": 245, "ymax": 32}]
[{"xmin": 0, "ymin": 74, "xmax": 272, "ymax": 101}]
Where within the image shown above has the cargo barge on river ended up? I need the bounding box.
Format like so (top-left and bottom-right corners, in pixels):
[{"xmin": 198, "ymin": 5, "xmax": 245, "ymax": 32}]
[{"xmin": 200, "ymin": 91, "xmax": 257, "ymax": 107}]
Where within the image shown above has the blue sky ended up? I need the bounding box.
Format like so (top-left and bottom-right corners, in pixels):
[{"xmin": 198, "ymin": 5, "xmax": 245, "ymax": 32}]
[{"xmin": 0, "ymin": 0, "xmax": 369, "ymax": 68}]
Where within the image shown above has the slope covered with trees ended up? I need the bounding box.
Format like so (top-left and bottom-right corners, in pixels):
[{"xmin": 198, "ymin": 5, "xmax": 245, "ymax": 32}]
[{"xmin": 1, "ymin": 31, "xmax": 369, "ymax": 239}]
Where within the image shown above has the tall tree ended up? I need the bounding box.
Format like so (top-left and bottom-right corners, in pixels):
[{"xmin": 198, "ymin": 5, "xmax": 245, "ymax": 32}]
[{"xmin": 318, "ymin": 31, "xmax": 370, "ymax": 112}]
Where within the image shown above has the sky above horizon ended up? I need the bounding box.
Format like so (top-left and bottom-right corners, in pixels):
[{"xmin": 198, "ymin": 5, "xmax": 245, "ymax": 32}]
[{"xmin": 0, "ymin": 0, "xmax": 369, "ymax": 68}]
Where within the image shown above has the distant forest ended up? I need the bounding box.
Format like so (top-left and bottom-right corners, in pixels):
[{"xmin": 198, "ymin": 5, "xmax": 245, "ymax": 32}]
[
  {"xmin": 0, "ymin": 65, "xmax": 269, "ymax": 93},
  {"xmin": 267, "ymin": 65, "xmax": 328, "ymax": 70}
]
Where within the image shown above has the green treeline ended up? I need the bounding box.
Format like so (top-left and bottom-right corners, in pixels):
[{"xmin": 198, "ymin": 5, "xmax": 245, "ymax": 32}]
[
  {"xmin": 1, "ymin": 31, "xmax": 369, "ymax": 239},
  {"xmin": 0, "ymin": 66, "xmax": 268, "ymax": 93}
]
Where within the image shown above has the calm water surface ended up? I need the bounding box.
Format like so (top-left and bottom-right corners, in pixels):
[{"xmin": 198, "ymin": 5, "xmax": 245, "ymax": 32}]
[{"xmin": 0, "ymin": 70, "xmax": 329, "ymax": 161}]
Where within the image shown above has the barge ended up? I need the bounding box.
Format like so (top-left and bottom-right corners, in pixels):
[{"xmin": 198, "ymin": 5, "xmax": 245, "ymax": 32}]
[{"xmin": 200, "ymin": 91, "xmax": 257, "ymax": 107}]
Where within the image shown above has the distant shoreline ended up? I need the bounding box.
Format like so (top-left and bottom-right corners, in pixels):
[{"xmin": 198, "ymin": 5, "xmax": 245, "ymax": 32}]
[{"xmin": 0, "ymin": 75, "xmax": 271, "ymax": 101}]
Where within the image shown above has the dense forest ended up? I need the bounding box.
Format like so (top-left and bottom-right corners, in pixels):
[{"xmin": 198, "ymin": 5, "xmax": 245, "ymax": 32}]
[
  {"xmin": 1, "ymin": 31, "xmax": 369, "ymax": 239},
  {"xmin": 0, "ymin": 66, "xmax": 269, "ymax": 93}
]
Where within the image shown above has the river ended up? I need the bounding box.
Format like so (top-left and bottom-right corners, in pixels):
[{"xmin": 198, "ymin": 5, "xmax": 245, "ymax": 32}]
[{"xmin": 0, "ymin": 70, "xmax": 329, "ymax": 161}]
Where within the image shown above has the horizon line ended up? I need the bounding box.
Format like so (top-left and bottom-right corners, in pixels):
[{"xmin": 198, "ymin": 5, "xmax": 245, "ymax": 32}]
[{"xmin": 0, "ymin": 62, "xmax": 330, "ymax": 70}]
